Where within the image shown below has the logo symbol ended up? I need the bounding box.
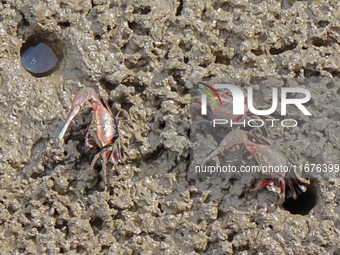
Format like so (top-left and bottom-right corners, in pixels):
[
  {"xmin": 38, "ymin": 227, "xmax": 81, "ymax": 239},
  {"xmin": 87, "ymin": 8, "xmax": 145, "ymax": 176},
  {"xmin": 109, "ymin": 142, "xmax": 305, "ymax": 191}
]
[
  {"xmin": 198, "ymin": 82, "xmax": 224, "ymax": 115},
  {"xmin": 199, "ymin": 83, "xmax": 312, "ymax": 116}
]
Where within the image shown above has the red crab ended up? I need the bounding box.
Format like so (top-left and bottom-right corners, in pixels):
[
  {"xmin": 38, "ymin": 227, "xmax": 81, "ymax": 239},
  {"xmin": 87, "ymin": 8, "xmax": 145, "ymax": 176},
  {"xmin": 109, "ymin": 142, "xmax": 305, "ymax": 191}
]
[
  {"xmin": 200, "ymin": 128, "xmax": 309, "ymax": 199},
  {"xmin": 58, "ymin": 87, "xmax": 125, "ymax": 186},
  {"xmin": 191, "ymin": 82, "xmax": 309, "ymax": 200}
]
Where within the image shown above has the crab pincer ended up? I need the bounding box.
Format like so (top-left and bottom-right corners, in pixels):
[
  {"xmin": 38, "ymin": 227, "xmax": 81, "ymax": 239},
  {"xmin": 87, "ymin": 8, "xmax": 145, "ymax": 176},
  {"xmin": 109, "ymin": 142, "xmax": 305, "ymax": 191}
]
[
  {"xmin": 201, "ymin": 128, "xmax": 305, "ymax": 199},
  {"xmin": 57, "ymin": 87, "xmax": 124, "ymax": 188},
  {"xmin": 58, "ymin": 87, "xmax": 99, "ymax": 141}
]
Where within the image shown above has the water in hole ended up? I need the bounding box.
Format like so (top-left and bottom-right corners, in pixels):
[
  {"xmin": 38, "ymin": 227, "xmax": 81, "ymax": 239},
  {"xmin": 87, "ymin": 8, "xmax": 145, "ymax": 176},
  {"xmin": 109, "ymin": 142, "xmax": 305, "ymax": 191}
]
[{"xmin": 21, "ymin": 43, "xmax": 58, "ymax": 76}]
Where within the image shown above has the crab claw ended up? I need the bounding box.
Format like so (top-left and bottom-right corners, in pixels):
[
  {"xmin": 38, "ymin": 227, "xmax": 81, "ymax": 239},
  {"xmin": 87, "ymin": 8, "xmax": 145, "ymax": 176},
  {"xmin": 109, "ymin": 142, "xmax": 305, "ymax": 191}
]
[
  {"xmin": 201, "ymin": 128, "xmax": 248, "ymax": 166},
  {"xmin": 58, "ymin": 87, "xmax": 98, "ymax": 141}
]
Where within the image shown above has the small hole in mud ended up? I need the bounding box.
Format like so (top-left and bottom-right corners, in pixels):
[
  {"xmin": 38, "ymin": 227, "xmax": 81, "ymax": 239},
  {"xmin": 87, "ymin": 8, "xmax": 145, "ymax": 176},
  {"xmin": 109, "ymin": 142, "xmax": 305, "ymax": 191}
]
[
  {"xmin": 145, "ymin": 145, "xmax": 165, "ymax": 161},
  {"xmin": 20, "ymin": 36, "xmax": 61, "ymax": 77},
  {"xmin": 58, "ymin": 21, "xmax": 70, "ymax": 28},
  {"xmin": 90, "ymin": 217, "xmax": 104, "ymax": 232},
  {"xmin": 158, "ymin": 203, "xmax": 163, "ymax": 213},
  {"xmin": 227, "ymin": 231, "xmax": 237, "ymax": 242},
  {"xmin": 269, "ymin": 41, "xmax": 298, "ymax": 55},
  {"xmin": 55, "ymin": 220, "xmax": 69, "ymax": 235},
  {"xmin": 24, "ymin": 212, "xmax": 32, "ymax": 220},
  {"xmin": 30, "ymin": 171, "xmax": 43, "ymax": 179},
  {"xmin": 94, "ymin": 34, "xmax": 102, "ymax": 40},
  {"xmin": 176, "ymin": 0, "xmax": 184, "ymax": 16},
  {"xmin": 20, "ymin": 14, "xmax": 29, "ymax": 26},
  {"xmin": 318, "ymin": 20, "xmax": 329, "ymax": 28},
  {"xmin": 282, "ymin": 179, "xmax": 318, "ymax": 215},
  {"xmin": 251, "ymin": 49, "xmax": 263, "ymax": 56},
  {"xmin": 128, "ymin": 21, "xmax": 149, "ymax": 35},
  {"xmin": 101, "ymin": 245, "xmax": 110, "ymax": 253},
  {"xmin": 304, "ymin": 69, "xmax": 320, "ymax": 78},
  {"xmin": 229, "ymin": 177, "xmax": 238, "ymax": 185},
  {"xmin": 120, "ymin": 101, "xmax": 133, "ymax": 112},
  {"xmin": 158, "ymin": 120, "xmax": 166, "ymax": 129},
  {"xmin": 100, "ymin": 78, "xmax": 117, "ymax": 92},
  {"xmin": 76, "ymin": 246, "xmax": 86, "ymax": 253},
  {"xmin": 36, "ymin": 226, "xmax": 46, "ymax": 234},
  {"xmin": 215, "ymin": 54, "xmax": 230, "ymax": 65},
  {"xmin": 133, "ymin": 6, "xmax": 151, "ymax": 15}
]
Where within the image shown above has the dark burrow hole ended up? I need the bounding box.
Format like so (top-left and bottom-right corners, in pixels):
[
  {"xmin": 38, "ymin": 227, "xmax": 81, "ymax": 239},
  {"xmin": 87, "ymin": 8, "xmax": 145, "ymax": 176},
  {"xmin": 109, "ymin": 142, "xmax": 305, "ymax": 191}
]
[
  {"xmin": 99, "ymin": 77, "xmax": 117, "ymax": 92},
  {"xmin": 58, "ymin": 21, "xmax": 71, "ymax": 28},
  {"xmin": 133, "ymin": 5, "xmax": 151, "ymax": 15},
  {"xmin": 176, "ymin": 0, "xmax": 184, "ymax": 16},
  {"xmin": 90, "ymin": 217, "xmax": 104, "ymax": 232},
  {"xmin": 269, "ymin": 41, "xmax": 298, "ymax": 55},
  {"xmin": 101, "ymin": 245, "xmax": 111, "ymax": 252},
  {"xmin": 121, "ymin": 101, "xmax": 133, "ymax": 112},
  {"xmin": 20, "ymin": 34, "xmax": 63, "ymax": 77},
  {"xmin": 94, "ymin": 34, "xmax": 102, "ymax": 40},
  {"xmin": 215, "ymin": 54, "xmax": 230, "ymax": 65},
  {"xmin": 144, "ymin": 145, "xmax": 165, "ymax": 162},
  {"xmin": 158, "ymin": 203, "xmax": 163, "ymax": 213},
  {"xmin": 55, "ymin": 220, "xmax": 69, "ymax": 235},
  {"xmin": 282, "ymin": 179, "xmax": 318, "ymax": 215},
  {"xmin": 128, "ymin": 21, "xmax": 150, "ymax": 35}
]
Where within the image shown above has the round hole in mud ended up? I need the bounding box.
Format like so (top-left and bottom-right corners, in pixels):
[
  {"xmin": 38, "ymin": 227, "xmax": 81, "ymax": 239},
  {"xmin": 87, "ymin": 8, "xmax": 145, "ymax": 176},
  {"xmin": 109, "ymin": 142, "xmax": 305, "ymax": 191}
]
[
  {"xmin": 282, "ymin": 179, "xmax": 318, "ymax": 215},
  {"xmin": 20, "ymin": 36, "xmax": 62, "ymax": 77}
]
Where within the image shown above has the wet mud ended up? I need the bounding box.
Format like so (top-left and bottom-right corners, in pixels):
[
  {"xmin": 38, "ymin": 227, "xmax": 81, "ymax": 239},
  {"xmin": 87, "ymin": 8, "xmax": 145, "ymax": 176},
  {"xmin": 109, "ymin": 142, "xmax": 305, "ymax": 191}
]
[{"xmin": 0, "ymin": 0, "xmax": 339, "ymax": 254}]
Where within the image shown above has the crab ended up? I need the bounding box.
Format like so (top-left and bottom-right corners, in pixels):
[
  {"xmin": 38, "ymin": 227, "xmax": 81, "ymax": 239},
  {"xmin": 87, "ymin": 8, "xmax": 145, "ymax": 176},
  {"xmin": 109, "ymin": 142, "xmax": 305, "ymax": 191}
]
[
  {"xmin": 191, "ymin": 82, "xmax": 309, "ymax": 200},
  {"xmin": 201, "ymin": 128, "xmax": 310, "ymax": 199},
  {"xmin": 58, "ymin": 87, "xmax": 125, "ymax": 187}
]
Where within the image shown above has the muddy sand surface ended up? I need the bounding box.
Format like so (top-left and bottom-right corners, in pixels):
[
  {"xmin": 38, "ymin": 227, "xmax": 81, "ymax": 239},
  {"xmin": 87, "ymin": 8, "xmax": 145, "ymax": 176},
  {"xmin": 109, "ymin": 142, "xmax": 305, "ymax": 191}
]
[{"xmin": 0, "ymin": 0, "xmax": 339, "ymax": 254}]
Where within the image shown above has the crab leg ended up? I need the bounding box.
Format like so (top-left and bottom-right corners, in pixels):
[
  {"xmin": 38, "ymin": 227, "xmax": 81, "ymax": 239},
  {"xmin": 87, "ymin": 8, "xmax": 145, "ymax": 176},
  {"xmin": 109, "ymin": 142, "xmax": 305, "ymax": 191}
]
[
  {"xmin": 201, "ymin": 128, "xmax": 248, "ymax": 166},
  {"xmin": 201, "ymin": 128, "xmax": 293, "ymax": 197},
  {"xmin": 58, "ymin": 88, "xmax": 98, "ymax": 141}
]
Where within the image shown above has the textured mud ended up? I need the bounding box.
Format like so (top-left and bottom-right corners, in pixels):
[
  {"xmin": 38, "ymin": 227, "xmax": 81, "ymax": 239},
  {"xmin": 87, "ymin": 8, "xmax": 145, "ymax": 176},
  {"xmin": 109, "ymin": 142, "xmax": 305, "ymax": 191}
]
[{"xmin": 0, "ymin": 0, "xmax": 339, "ymax": 254}]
